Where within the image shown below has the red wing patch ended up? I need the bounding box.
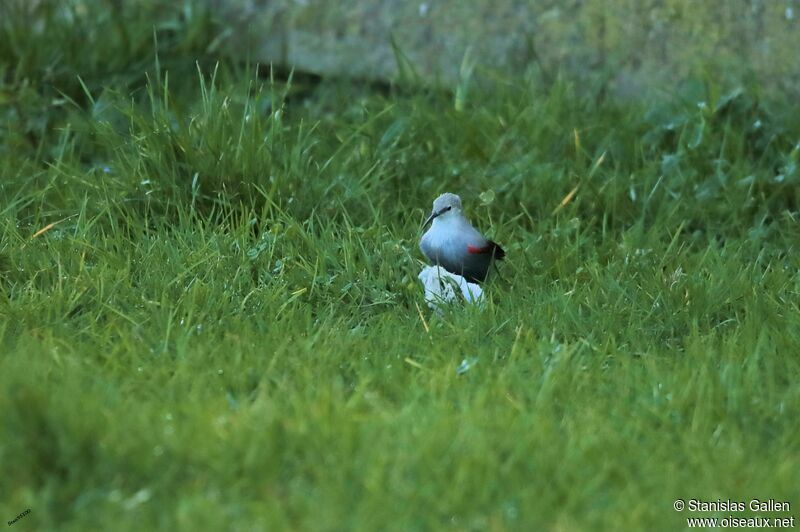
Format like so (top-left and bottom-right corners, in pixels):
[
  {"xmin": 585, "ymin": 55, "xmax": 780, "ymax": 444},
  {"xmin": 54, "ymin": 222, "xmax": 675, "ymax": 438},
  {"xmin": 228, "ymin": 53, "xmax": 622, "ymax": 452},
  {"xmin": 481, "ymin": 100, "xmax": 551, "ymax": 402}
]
[
  {"xmin": 468, "ymin": 241, "xmax": 506, "ymax": 259},
  {"xmin": 467, "ymin": 245, "xmax": 492, "ymax": 254}
]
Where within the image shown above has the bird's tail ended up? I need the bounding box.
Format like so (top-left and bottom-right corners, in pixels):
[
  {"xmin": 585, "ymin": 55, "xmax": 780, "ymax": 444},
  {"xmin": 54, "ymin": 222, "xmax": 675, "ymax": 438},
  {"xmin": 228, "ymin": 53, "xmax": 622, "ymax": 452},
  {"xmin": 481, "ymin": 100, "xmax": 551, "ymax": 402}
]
[{"xmin": 488, "ymin": 240, "xmax": 505, "ymax": 260}]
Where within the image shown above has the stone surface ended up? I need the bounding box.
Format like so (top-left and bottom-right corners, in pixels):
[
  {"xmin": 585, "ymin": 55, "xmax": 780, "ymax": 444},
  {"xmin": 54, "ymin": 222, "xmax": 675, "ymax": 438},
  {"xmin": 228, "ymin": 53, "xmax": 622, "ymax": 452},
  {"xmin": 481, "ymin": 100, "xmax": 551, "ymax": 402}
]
[{"xmin": 212, "ymin": 0, "xmax": 800, "ymax": 96}]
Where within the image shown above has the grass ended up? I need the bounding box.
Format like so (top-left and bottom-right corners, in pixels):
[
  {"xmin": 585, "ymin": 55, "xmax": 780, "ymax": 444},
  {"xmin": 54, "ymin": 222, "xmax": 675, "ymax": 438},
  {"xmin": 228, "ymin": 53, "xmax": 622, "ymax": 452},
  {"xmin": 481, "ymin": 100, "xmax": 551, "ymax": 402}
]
[{"xmin": 2, "ymin": 1, "xmax": 800, "ymax": 530}]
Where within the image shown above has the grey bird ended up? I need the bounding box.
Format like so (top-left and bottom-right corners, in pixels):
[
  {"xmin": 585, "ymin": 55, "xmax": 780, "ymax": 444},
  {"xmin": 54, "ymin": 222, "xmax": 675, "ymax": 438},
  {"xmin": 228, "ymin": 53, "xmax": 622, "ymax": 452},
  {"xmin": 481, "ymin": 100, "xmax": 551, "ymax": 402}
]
[{"xmin": 419, "ymin": 192, "xmax": 505, "ymax": 283}]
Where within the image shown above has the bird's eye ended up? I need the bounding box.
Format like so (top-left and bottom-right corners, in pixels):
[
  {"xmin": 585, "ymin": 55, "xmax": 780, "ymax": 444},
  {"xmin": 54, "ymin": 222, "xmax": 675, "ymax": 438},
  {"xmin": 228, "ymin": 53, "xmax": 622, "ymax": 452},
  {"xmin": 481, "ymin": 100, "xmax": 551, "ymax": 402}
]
[{"xmin": 444, "ymin": 206, "xmax": 452, "ymax": 212}]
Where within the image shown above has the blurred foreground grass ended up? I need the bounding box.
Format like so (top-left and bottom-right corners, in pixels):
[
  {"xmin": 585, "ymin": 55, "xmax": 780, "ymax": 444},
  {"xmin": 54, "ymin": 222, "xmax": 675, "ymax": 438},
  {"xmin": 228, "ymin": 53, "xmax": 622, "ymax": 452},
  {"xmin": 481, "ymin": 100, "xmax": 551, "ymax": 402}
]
[{"xmin": 1, "ymin": 1, "xmax": 799, "ymax": 530}]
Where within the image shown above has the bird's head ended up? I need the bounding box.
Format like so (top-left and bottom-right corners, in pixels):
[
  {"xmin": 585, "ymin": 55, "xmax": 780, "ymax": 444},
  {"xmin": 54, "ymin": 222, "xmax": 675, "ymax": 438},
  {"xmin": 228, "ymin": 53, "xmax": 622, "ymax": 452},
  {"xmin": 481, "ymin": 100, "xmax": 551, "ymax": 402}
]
[{"xmin": 423, "ymin": 192, "xmax": 463, "ymax": 228}]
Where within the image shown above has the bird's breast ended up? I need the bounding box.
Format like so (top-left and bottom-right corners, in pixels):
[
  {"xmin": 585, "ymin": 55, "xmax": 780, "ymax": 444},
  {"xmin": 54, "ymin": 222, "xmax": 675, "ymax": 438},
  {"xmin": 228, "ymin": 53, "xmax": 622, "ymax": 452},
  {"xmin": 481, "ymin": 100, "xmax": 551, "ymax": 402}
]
[{"xmin": 422, "ymin": 227, "xmax": 473, "ymax": 264}]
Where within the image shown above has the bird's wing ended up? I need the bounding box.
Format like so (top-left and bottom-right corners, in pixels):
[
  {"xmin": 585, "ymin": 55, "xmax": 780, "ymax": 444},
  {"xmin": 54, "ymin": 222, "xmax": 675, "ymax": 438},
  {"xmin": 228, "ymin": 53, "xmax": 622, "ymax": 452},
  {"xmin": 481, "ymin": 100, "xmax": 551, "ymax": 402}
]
[
  {"xmin": 467, "ymin": 241, "xmax": 505, "ymax": 260},
  {"xmin": 458, "ymin": 220, "xmax": 505, "ymax": 260},
  {"xmin": 488, "ymin": 240, "xmax": 505, "ymax": 260},
  {"xmin": 467, "ymin": 244, "xmax": 492, "ymax": 254}
]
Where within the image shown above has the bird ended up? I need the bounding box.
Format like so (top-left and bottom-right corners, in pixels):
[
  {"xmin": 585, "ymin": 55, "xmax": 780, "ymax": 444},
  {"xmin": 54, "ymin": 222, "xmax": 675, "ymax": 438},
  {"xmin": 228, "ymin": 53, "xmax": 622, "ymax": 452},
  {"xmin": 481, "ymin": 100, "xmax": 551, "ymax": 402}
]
[{"xmin": 419, "ymin": 192, "xmax": 505, "ymax": 283}]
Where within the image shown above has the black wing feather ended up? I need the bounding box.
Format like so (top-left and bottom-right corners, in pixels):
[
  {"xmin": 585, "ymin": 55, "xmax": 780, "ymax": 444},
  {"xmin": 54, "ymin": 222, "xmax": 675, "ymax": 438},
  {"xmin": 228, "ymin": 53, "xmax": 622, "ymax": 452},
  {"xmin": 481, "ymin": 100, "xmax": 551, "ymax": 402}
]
[{"xmin": 488, "ymin": 240, "xmax": 505, "ymax": 260}]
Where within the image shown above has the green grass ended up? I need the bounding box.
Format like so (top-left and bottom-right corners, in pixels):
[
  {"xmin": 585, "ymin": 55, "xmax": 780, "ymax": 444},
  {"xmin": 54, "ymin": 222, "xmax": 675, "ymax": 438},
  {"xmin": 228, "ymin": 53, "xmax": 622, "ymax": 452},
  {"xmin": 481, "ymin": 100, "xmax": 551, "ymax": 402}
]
[{"xmin": 2, "ymin": 2, "xmax": 800, "ymax": 530}]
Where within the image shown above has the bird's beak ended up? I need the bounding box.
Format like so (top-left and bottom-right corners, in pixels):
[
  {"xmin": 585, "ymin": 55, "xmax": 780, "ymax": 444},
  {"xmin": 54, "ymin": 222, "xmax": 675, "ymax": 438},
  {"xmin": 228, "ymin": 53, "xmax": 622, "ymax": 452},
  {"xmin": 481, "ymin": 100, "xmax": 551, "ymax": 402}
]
[
  {"xmin": 422, "ymin": 205, "xmax": 453, "ymax": 229},
  {"xmin": 422, "ymin": 206, "xmax": 453, "ymax": 229},
  {"xmin": 422, "ymin": 209, "xmax": 441, "ymax": 229}
]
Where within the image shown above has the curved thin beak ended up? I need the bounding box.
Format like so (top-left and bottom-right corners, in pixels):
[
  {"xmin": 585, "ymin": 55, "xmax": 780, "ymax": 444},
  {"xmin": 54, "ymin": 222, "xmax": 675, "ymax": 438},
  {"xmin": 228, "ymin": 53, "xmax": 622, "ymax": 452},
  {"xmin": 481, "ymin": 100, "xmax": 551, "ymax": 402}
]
[{"xmin": 422, "ymin": 210, "xmax": 439, "ymax": 229}]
